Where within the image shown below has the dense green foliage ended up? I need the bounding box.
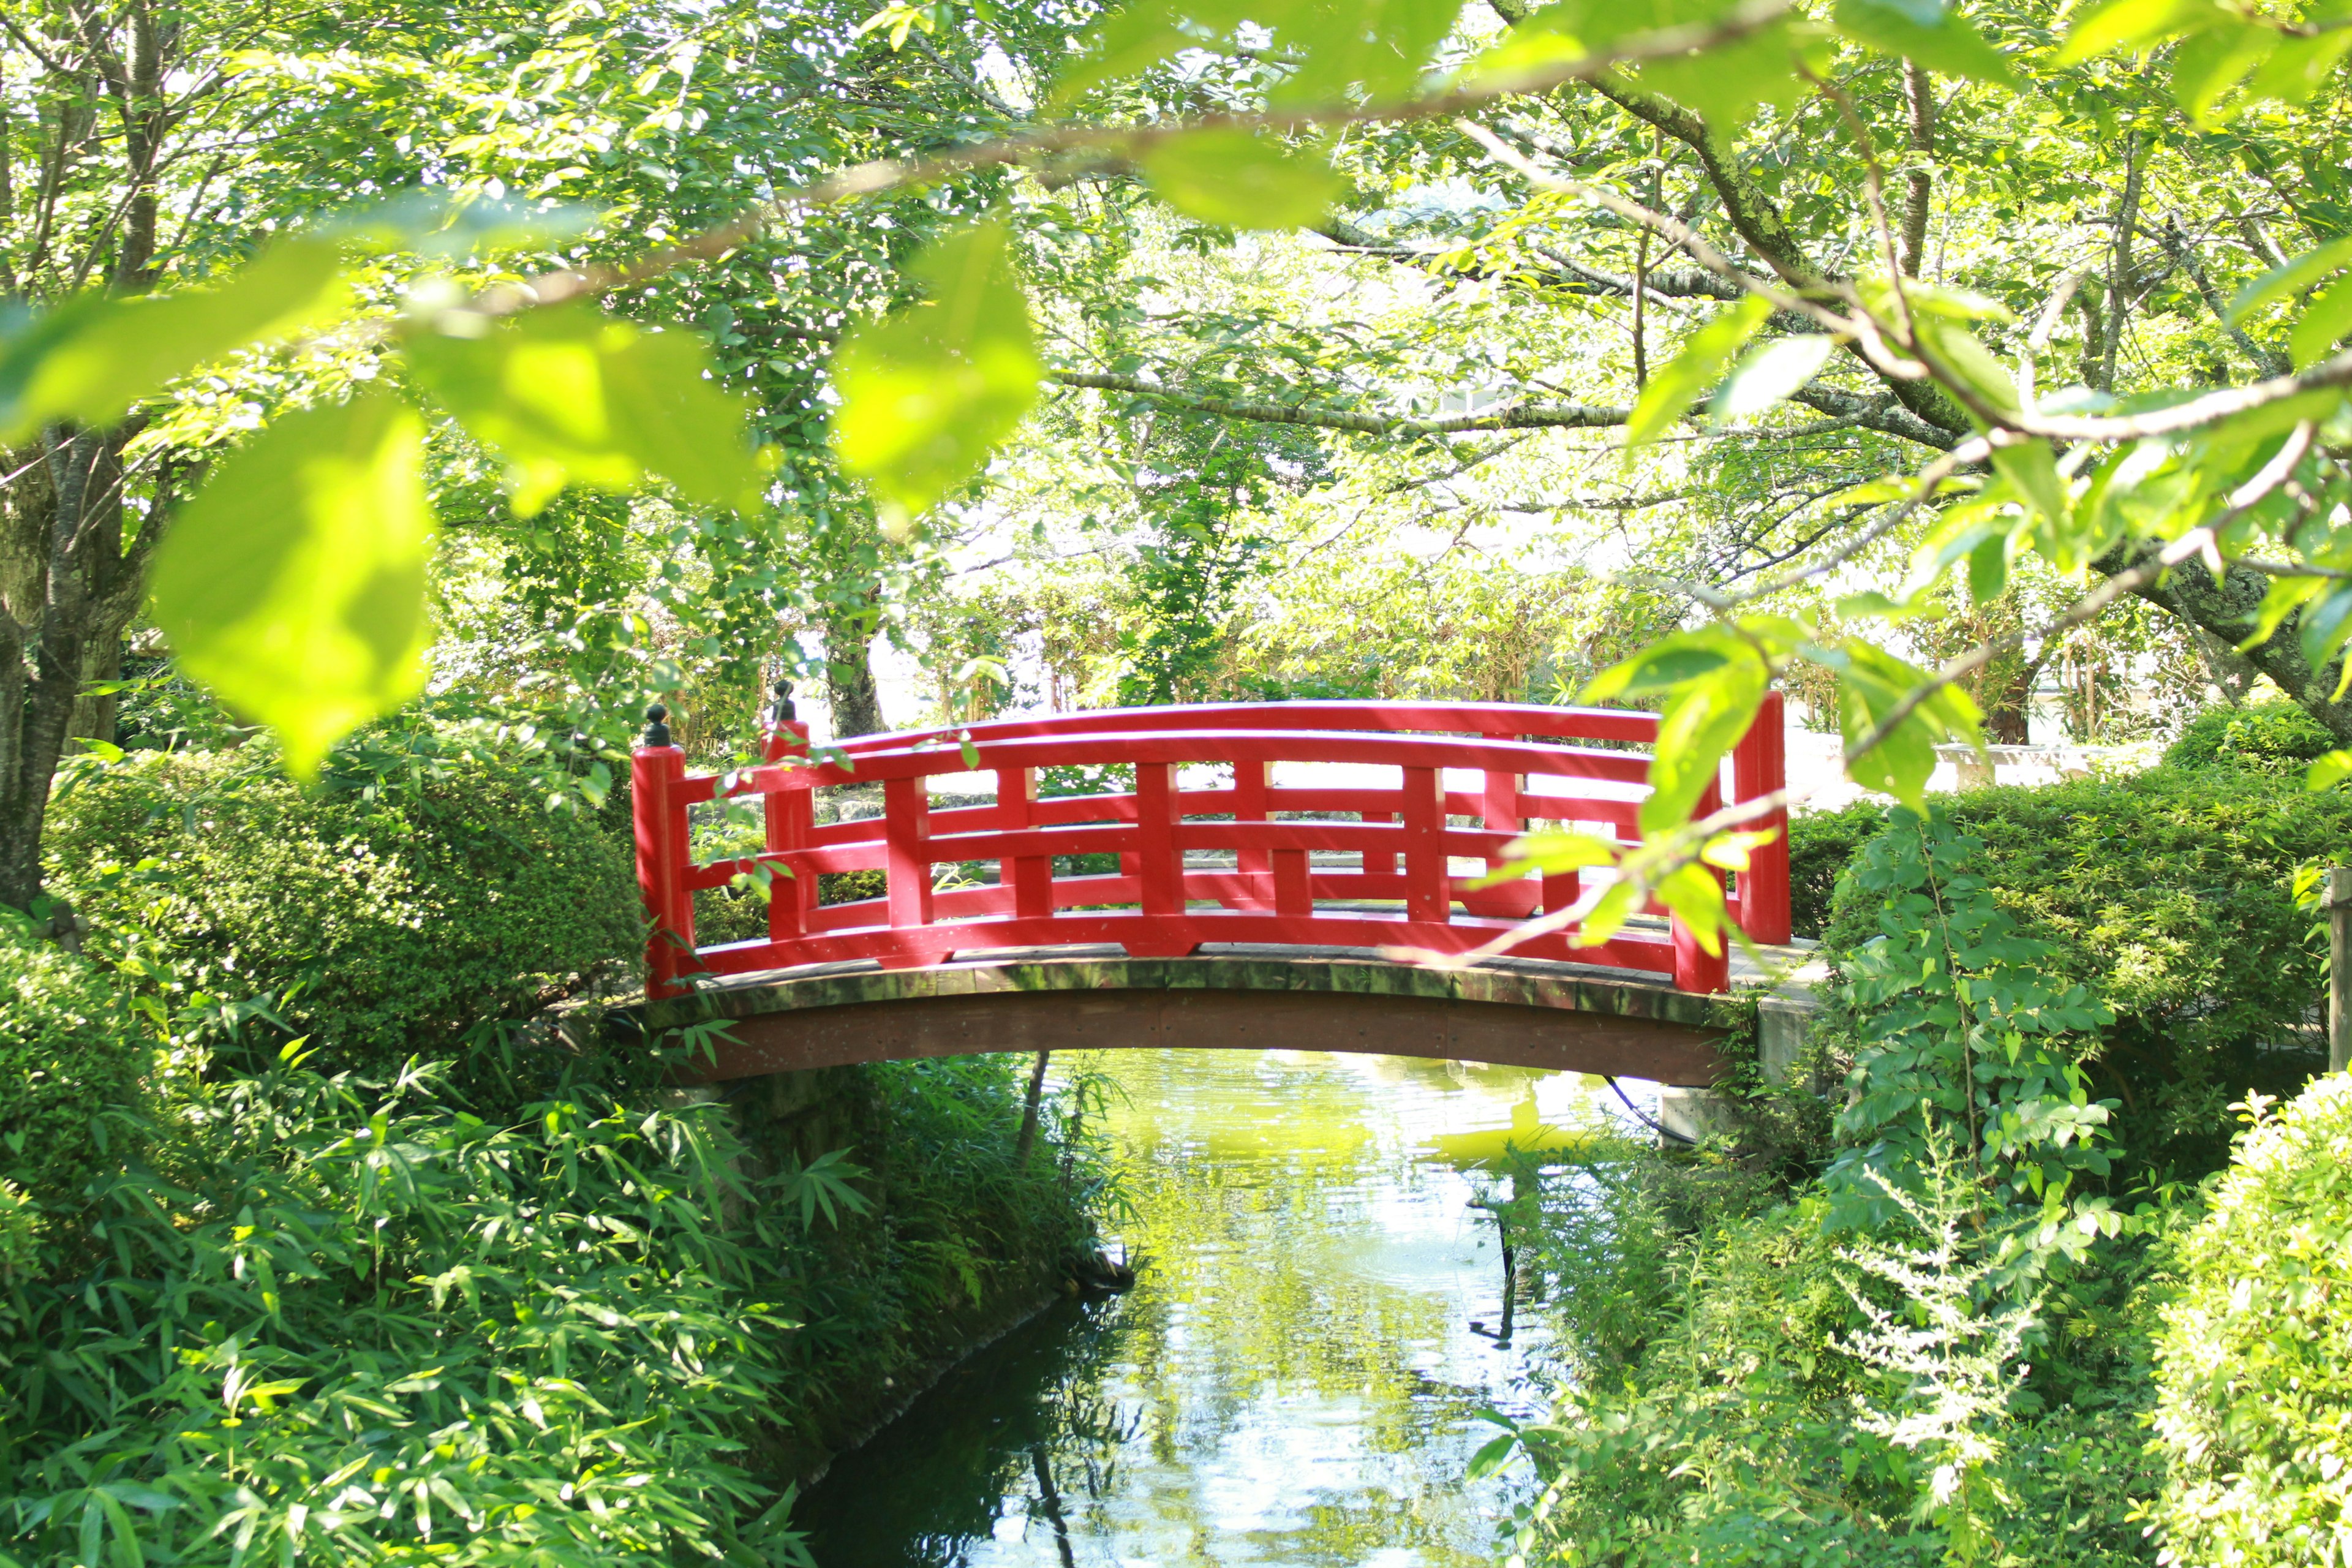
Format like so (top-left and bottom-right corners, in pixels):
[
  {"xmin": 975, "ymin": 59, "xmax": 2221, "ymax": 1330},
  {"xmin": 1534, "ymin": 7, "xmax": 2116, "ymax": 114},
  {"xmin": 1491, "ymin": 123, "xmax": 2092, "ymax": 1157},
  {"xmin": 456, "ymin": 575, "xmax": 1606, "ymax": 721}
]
[
  {"xmin": 42, "ymin": 734, "xmax": 639, "ymax": 1075},
  {"xmin": 2152, "ymin": 1075, "xmax": 2352, "ymax": 1567},
  {"xmin": 0, "ymin": 929, "xmax": 146, "ymax": 1211},
  {"xmin": 1493, "ymin": 815, "xmax": 2174, "ymax": 1566},
  {"xmin": 2162, "ymin": 699, "xmax": 2342, "ymax": 774},
  {"xmin": 1806, "ymin": 767, "xmax": 2346, "ymax": 1175}
]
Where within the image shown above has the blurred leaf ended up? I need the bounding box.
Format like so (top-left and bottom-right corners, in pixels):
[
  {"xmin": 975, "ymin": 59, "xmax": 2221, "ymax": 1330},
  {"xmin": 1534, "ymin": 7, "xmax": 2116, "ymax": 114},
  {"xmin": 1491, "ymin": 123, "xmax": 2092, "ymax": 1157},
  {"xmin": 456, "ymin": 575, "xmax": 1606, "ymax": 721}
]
[
  {"xmin": 2307, "ymin": 750, "xmax": 2352, "ymax": 791},
  {"xmin": 2054, "ymin": 0, "xmax": 2225, "ymax": 64},
  {"xmin": 1626, "ymin": 296, "xmax": 1771, "ymax": 449},
  {"xmin": 0, "ymin": 239, "xmax": 347, "ymax": 442},
  {"xmin": 1831, "ymin": 639, "xmax": 1982, "ymax": 809},
  {"xmin": 334, "ymin": 194, "xmax": 601, "ymax": 260},
  {"xmin": 832, "ymin": 218, "xmax": 1041, "ymax": 527},
  {"xmin": 1643, "ymin": 20, "xmax": 1814, "ymax": 128},
  {"xmin": 1466, "ymin": 1431, "xmax": 1520, "ymax": 1480},
  {"xmin": 1139, "ymin": 130, "xmax": 1340, "ymax": 229},
  {"xmin": 1832, "ymin": 0, "xmax": 2016, "ymax": 85},
  {"xmin": 409, "ymin": 302, "xmax": 762, "ymax": 516},
  {"xmin": 1990, "ymin": 439, "xmax": 2068, "ymax": 526},
  {"xmin": 149, "ymin": 392, "xmax": 435, "ymax": 776},
  {"xmin": 2290, "ymin": 274, "xmax": 2352, "ymax": 368},
  {"xmin": 2171, "ymin": 22, "xmax": 2275, "ymax": 122},
  {"xmin": 1054, "ymin": 0, "xmax": 1460, "ymax": 105},
  {"xmin": 2247, "ymin": 29, "xmax": 2352, "ymax": 102},
  {"xmin": 1915, "ymin": 317, "xmax": 2016, "ymax": 412},
  {"xmin": 1711, "ymin": 334, "xmax": 1836, "ymax": 423},
  {"xmin": 2226, "ymin": 235, "xmax": 2352, "ymax": 325}
]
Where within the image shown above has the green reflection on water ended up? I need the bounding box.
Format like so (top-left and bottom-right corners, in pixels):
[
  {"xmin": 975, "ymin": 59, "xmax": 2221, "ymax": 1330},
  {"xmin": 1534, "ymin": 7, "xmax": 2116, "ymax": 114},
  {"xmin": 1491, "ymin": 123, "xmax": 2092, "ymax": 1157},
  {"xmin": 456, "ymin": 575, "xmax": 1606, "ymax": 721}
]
[{"xmin": 800, "ymin": 1049, "xmax": 1613, "ymax": 1568}]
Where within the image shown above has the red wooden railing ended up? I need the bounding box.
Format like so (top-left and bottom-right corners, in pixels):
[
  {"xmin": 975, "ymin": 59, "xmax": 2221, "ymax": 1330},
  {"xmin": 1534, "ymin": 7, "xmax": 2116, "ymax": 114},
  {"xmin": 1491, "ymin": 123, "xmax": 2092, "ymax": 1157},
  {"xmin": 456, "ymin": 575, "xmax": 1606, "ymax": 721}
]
[{"xmin": 632, "ymin": 695, "xmax": 1789, "ymax": 1001}]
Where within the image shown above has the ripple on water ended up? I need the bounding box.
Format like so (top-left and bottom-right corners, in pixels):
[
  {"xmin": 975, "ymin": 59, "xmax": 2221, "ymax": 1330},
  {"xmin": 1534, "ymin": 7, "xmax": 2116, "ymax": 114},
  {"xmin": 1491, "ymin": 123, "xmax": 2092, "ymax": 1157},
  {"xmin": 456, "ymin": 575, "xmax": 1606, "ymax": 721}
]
[{"xmin": 797, "ymin": 1048, "xmax": 1640, "ymax": 1567}]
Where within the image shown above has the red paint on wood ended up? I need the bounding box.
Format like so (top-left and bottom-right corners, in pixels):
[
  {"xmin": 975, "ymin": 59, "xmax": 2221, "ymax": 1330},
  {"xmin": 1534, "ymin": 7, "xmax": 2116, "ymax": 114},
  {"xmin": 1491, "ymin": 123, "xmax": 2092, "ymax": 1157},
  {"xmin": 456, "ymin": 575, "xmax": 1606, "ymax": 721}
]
[{"xmin": 628, "ymin": 699, "xmax": 1786, "ymax": 1000}]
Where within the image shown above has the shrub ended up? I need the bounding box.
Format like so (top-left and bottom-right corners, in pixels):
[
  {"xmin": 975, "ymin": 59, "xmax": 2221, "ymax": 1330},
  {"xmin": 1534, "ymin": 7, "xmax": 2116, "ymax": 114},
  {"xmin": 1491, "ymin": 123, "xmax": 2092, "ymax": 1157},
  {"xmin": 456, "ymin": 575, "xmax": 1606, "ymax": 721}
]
[
  {"xmin": 2151, "ymin": 1076, "xmax": 2352, "ymax": 1567},
  {"xmin": 2163, "ymin": 699, "xmax": 2337, "ymax": 773},
  {"xmin": 0, "ymin": 925, "xmax": 146, "ymax": 1209},
  {"xmin": 1788, "ymin": 800, "xmax": 1886, "ymax": 939},
  {"xmin": 1817, "ymin": 767, "xmax": 2352, "ymax": 1177},
  {"xmin": 42, "ymin": 742, "xmax": 639, "ymax": 1076}
]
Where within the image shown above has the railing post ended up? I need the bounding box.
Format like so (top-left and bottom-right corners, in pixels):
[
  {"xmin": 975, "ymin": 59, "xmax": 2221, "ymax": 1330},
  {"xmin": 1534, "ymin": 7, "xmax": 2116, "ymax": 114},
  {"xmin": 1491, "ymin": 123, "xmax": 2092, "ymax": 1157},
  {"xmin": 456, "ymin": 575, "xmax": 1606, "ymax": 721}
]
[
  {"xmin": 1134, "ymin": 761, "xmax": 1180, "ymax": 918},
  {"xmin": 632, "ymin": 704, "xmax": 694, "ymax": 999},
  {"xmin": 1732, "ymin": 689, "xmax": 1790, "ymax": 944},
  {"xmin": 883, "ymin": 774, "xmax": 934, "ymax": 956},
  {"xmin": 762, "ymin": 682, "xmax": 812, "ymax": 944},
  {"xmin": 1232, "ymin": 757, "xmax": 1272, "ymax": 909},
  {"xmin": 1672, "ymin": 777, "xmax": 1732, "ymax": 994},
  {"xmin": 1401, "ymin": 766, "xmax": 1446, "ymax": 925},
  {"xmin": 1464, "ymin": 766, "xmax": 1524, "ymax": 916},
  {"xmin": 1001, "ymin": 766, "xmax": 1054, "ymax": 921}
]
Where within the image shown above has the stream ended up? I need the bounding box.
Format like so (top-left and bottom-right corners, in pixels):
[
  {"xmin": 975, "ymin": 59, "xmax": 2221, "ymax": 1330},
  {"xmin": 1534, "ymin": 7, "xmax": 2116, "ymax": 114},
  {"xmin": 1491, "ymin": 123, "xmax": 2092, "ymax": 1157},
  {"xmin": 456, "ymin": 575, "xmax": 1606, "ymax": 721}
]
[{"xmin": 798, "ymin": 1048, "xmax": 1637, "ymax": 1567}]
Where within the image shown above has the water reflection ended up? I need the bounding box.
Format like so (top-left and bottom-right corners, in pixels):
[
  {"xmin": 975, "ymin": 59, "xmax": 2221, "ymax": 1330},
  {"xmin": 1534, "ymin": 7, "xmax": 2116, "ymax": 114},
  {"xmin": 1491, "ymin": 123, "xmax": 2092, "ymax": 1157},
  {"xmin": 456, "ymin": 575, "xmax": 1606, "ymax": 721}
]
[{"xmin": 799, "ymin": 1049, "xmax": 1623, "ymax": 1567}]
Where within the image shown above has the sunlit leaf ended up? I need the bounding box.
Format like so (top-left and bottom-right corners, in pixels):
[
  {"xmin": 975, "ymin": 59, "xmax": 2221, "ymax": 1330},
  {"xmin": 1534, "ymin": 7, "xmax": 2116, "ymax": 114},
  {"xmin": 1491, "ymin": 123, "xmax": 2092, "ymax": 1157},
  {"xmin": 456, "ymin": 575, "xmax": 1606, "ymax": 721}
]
[
  {"xmin": 1832, "ymin": 0, "xmax": 2016, "ymax": 85},
  {"xmin": 2054, "ymin": 0, "xmax": 2225, "ymax": 64},
  {"xmin": 409, "ymin": 302, "xmax": 762, "ymax": 516},
  {"xmin": 2307, "ymin": 750, "xmax": 2352, "ymax": 791},
  {"xmin": 0, "ymin": 238, "xmax": 347, "ymax": 442},
  {"xmin": 1643, "ymin": 20, "xmax": 1813, "ymax": 129},
  {"xmin": 2247, "ymin": 29, "xmax": 2352, "ymax": 103},
  {"xmin": 2225, "ymin": 235, "xmax": 2352, "ymax": 325},
  {"xmin": 2170, "ymin": 22, "xmax": 2275, "ymax": 122},
  {"xmin": 148, "ymin": 391, "xmax": 434, "ymax": 776},
  {"xmin": 832, "ymin": 219, "xmax": 1041, "ymax": 529},
  {"xmin": 1054, "ymin": 0, "xmax": 1461, "ymax": 105},
  {"xmin": 1711, "ymin": 334, "xmax": 1835, "ymax": 423},
  {"xmin": 1989, "ymin": 439, "xmax": 2068, "ymax": 527},
  {"xmin": 1626, "ymin": 296, "xmax": 1771, "ymax": 450},
  {"xmin": 1139, "ymin": 130, "xmax": 1340, "ymax": 230},
  {"xmin": 1830, "ymin": 639, "xmax": 1982, "ymax": 809},
  {"xmin": 1914, "ymin": 318, "xmax": 2015, "ymax": 412},
  {"xmin": 2289, "ymin": 275, "xmax": 2352, "ymax": 368}
]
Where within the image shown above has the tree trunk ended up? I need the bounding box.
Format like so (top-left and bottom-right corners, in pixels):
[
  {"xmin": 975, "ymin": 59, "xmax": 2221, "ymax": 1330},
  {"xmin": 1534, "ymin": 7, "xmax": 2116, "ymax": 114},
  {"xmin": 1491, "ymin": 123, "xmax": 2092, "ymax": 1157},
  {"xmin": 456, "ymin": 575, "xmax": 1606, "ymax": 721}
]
[
  {"xmin": 0, "ymin": 430, "xmax": 177, "ymax": 914},
  {"xmin": 825, "ymin": 615, "xmax": 885, "ymax": 739}
]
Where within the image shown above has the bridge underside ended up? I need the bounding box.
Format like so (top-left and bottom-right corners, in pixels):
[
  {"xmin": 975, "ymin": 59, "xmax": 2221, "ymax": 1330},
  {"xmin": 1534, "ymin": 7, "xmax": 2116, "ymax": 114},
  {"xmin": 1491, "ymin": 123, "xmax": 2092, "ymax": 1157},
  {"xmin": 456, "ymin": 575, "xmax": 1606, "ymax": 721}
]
[{"xmin": 633, "ymin": 945, "xmax": 1776, "ymax": 1087}]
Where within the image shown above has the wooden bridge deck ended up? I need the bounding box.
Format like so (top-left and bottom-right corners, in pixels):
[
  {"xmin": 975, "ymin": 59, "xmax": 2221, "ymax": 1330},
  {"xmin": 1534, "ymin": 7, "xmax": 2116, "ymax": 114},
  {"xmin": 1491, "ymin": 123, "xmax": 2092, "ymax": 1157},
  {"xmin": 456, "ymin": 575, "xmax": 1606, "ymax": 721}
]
[{"xmin": 636, "ymin": 928, "xmax": 1822, "ymax": 1088}]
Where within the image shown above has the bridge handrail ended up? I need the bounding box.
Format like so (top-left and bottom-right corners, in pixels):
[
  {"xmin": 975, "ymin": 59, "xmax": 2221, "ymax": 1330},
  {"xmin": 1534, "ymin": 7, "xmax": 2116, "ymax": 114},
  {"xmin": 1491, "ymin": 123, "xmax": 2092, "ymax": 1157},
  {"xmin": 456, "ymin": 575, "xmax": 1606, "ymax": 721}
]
[{"xmin": 631, "ymin": 697, "xmax": 1788, "ymax": 1001}]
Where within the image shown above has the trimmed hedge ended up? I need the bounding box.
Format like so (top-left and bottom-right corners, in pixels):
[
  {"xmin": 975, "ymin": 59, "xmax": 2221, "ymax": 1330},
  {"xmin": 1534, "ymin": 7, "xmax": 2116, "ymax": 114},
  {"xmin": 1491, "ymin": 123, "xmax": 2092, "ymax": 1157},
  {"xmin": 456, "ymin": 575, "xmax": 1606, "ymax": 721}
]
[
  {"xmin": 1812, "ymin": 767, "xmax": 2349, "ymax": 1175},
  {"xmin": 2162, "ymin": 698, "xmax": 2337, "ymax": 773},
  {"xmin": 42, "ymin": 746, "xmax": 638, "ymax": 1073},
  {"xmin": 2152, "ymin": 1074, "xmax": 2352, "ymax": 1566},
  {"xmin": 0, "ymin": 928, "xmax": 146, "ymax": 1209}
]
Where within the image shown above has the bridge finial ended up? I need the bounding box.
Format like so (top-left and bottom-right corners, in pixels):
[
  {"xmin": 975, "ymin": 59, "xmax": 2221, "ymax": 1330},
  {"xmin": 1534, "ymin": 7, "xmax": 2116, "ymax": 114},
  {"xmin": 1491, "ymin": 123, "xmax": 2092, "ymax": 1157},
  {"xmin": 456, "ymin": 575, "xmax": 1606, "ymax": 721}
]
[
  {"xmin": 768, "ymin": 678, "xmax": 796, "ymax": 725},
  {"xmin": 643, "ymin": 704, "xmax": 672, "ymax": 748}
]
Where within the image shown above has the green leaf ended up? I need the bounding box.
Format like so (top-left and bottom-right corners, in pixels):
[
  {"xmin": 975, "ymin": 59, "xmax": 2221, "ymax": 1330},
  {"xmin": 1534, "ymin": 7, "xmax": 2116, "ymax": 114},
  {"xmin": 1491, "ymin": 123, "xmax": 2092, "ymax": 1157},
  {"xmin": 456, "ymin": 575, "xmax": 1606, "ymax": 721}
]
[
  {"xmin": 2289, "ymin": 274, "xmax": 2352, "ymax": 368},
  {"xmin": 2227, "ymin": 235, "xmax": 2352, "ymax": 326},
  {"xmin": 832, "ymin": 218, "xmax": 1042, "ymax": 527},
  {"xmin": 1915, "ymin": 317, "xmax": 2015, "ymax": 412},
  {"xmin": 1642, "ymin": 643, "xmax": 1769, "ymax": 834},
  {"xmin": 2054, "ymin": 0, "xmax": 2225, "ymax": 64},
  {"xmin": 1643, "ymin": 20, "xmax": 1811, "ymax": 130},
  {"xmin": 1466, "ymin": 1431, "xmax": 1521, "ymax": 1481},
  {"xmin": 2170, "ymin": 22, "xmax": 2275, "ymax": 123},
  {"xmin": 2306, "ymin": 750, "xmax": 2352, "ymax": 791},
  {"xmin": 1830, "ymin": 639, "xmax": 1982, "ymax": 809},
  {"xmin": 1711, "ymin": 334, "xmax": 1836, "ymax": 423},
  {"xmin": 1626, "ymin": 295, "xmax": 1771, "ymax": 449},
  {"xmin": 148, "ymin": 391, "xmax": 435, "ymax": 776},
  {"xmin": 1054, "ymin": 0, "xmax": 1460, "ymax": 106},
  {"xmin": 2247, "ymin": 29, "xmax": 2352, "ymax": 103},
  {"xmin": 1139, "ymin": 130, "xmax": 1340, "ymax": 230},
  {"xmin": 0, "ymin": 238, "xmax": 348, "ymax": 442},
  {"xmin": 409, "ymin": 301, "xmax": 761, "ymax": 516},
  {"xmin": 1832, "ymin": 0, "xmax": 2016, "ymax": 85},
  {"xmin": 1989, "ymin": 439, "xmax": 2068, "ymax": 526}
]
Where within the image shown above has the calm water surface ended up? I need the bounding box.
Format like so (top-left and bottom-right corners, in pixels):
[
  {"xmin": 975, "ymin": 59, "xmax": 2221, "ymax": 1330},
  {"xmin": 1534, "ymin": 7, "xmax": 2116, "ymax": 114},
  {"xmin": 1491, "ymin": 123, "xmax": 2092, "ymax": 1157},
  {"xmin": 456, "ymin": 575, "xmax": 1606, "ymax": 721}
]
[{"xmin": 800, "ymin": 1049, "xmax": 1632, "ymax": 1567}]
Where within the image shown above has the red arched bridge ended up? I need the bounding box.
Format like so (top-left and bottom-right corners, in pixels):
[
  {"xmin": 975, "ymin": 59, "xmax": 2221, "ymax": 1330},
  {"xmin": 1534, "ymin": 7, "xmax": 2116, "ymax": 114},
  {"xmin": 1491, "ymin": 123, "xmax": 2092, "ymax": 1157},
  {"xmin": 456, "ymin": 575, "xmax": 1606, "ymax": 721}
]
[{"xmin": 628, "ymin": 697, "xmax": 1809, "ymax": 1088}]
